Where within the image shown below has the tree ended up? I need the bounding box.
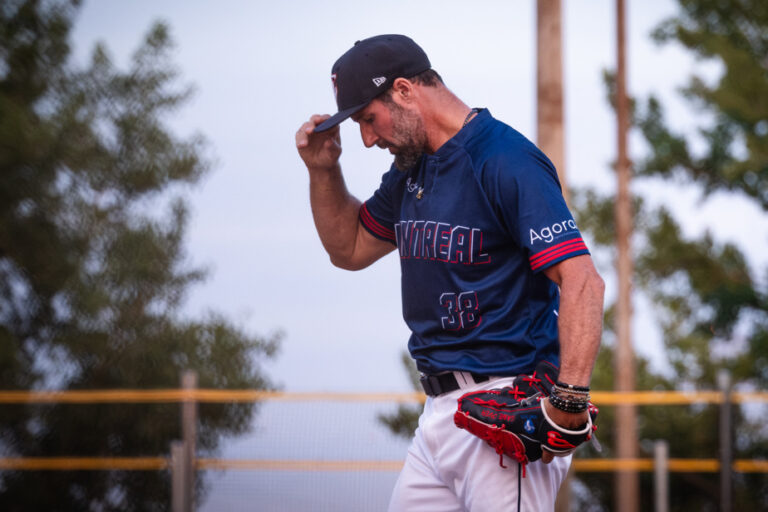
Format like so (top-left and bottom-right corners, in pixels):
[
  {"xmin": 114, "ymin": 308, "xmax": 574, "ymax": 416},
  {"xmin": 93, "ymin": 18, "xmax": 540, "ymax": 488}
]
[
  {"xmin": 0, "ymin": 1, "xmax": 280, "ymax": 510},
  {"xmin": 637, "ymin": 0, "xmax": 768, "ymax": 210}
]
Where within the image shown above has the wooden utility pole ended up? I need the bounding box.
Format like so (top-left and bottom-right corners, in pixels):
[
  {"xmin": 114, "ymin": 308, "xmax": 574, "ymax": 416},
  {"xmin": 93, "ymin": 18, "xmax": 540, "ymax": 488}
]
[
  {"xmin": 537, "ymin": 0, "xmax": 568, "ymax": 203},
  {"xmin": 536, "ymin": 3, "xmax": 572, "ymax": 510},
  {"xmin": 614, "ymin": 0, "xmax": 639, "ymax": 511}
]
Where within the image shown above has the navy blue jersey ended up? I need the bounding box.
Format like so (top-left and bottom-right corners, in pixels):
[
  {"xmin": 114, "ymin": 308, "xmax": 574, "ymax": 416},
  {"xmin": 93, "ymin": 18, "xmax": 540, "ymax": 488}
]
[{"xmin": 360, "ymin": 109, "xmax": 589, "ymax": 376}]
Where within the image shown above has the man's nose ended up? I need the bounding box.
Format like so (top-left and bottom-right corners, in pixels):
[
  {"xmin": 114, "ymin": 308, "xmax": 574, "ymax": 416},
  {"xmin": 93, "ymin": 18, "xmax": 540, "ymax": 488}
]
[{"xmin": 360, "ymin": 123, "xmax": 379, "ymax": 148}]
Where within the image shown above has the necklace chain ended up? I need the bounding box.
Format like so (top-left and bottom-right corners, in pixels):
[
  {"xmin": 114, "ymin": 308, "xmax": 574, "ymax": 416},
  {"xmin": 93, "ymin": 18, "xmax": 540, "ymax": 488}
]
[{"xmin": 463, "ymin": 108, "xmax": 479, "ymax": 127}]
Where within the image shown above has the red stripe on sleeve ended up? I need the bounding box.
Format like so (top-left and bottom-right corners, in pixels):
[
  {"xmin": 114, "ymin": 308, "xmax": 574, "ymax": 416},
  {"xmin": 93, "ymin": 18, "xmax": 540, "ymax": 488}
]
[
  {"xmin": 529, "ymin": 239, "xmax": 582, "ymax": 265},
  {"xmin": 530, "ymin": 242, "xmax": 588, "ymax": 270},
  {"xmin": 529, "ymin": 238, "xmax": 588, "ymax": 271},
  {"xmin": 359, "ymin": 204, "xmax": 395, "ymax": 241}
]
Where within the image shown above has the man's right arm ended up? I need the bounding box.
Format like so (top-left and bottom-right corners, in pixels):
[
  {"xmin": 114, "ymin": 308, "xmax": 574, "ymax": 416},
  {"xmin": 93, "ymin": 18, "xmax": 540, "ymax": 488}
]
[{"xmin": 296, "ymin": 115, "xmax": 395, "ymax": 270}]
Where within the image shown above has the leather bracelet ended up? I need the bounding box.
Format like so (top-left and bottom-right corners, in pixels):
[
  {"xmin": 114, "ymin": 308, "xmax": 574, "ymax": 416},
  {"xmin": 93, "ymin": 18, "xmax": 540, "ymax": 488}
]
[
  {"xmin": 555, "ymin": 381, "xmax": 590, "ymax": 392},
  {"xmin": 553, "ymin": 384, "xmax": 590, "ymax": 397}
]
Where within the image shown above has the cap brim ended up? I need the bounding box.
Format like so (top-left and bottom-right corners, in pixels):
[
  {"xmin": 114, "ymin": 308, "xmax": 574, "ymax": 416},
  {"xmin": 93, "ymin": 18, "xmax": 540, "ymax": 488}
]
[{"xmin": 314, "ymin": 102, "xmax": 369, "ymax": 132}]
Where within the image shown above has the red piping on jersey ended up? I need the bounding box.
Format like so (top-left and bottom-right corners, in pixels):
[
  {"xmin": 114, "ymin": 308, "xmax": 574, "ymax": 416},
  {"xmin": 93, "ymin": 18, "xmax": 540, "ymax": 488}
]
[
  {"xmin": 529, "ymin": 238, "xmax": 588, "ymax": 271},
  {"xmin": 359, "ymin": 203, "xmax": 395, "ymax": 241}
]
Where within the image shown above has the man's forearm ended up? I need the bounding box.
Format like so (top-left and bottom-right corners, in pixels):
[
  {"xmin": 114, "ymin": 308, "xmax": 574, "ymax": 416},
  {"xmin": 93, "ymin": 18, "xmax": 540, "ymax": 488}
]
[
  {"xmin": 308, "ymin": 164, "xmax": 363, "ymax": 266},
  {"xmin": 540, "ymin": 257, "xmax": 604, "ymax": 438},
  {"xmin": 556, "ymin": 269, "xmax": 605, "ymax": 387}
]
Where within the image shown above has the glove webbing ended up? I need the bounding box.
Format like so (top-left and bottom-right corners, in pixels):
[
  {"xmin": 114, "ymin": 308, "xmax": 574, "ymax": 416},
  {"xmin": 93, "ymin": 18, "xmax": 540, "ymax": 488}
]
[{"xmin": 454, "ymin": 409, "xmax": 530, "ymax": 477}]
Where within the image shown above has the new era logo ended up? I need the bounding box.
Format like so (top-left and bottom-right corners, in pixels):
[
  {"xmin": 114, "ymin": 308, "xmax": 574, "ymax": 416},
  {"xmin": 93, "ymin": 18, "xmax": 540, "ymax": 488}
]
[{"xmin": 372, "ymin": 76, "xmax": 387, "ymax": 87}]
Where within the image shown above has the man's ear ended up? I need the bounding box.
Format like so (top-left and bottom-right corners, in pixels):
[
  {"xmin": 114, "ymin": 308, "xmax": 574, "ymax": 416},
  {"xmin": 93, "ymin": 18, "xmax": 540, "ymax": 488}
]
[{"xmin": 390, "ymin": 77, "xmax": 415, "ymax": 105}]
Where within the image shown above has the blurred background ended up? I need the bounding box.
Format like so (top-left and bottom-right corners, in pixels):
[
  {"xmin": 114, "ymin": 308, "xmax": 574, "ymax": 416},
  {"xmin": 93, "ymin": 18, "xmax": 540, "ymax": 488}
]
[{"xmin": 1, "ymin": 0, "xmax": 766, "ymax": 510}]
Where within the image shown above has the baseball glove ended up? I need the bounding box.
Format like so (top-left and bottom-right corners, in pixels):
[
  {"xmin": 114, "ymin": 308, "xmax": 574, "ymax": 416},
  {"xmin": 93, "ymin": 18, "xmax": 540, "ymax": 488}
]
[{"xmin": 453, "ymin": 361, "xmax": 598, "ymax": 475}]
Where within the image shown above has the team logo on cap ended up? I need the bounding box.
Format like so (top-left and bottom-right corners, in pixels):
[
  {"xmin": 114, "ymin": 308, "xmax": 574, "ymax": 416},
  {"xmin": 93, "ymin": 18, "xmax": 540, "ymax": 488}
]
[
  {"xmin": 372, "ymin": 76, "xmax": 387, "ymax": 87},
  {"xmin": 331, "ymin": 73, "xmax": 338, "ymax": 99}
]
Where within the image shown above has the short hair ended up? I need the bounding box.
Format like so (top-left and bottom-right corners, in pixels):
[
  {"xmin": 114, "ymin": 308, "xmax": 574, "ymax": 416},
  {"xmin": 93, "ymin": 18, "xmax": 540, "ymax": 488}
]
[
  {"xmin": 408, "ymin": 68, "xmax": 443, "ymax": 87},
  {"xmin": 379, "ymin": 69, "xmax": 444, "ymax": 104}
]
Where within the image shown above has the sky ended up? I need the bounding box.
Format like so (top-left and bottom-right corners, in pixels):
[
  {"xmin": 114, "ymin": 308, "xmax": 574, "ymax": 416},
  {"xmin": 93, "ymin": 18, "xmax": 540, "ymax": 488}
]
[{"xmin": 69, "ymin": 0, "xmax": 768, "ymax": 397}]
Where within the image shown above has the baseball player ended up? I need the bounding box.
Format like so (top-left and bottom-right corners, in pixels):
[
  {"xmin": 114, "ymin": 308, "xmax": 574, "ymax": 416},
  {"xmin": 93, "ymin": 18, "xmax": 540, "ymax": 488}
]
[{"xmin": 295, "ymin": 35, "xmax": 604, "ymax": 511}]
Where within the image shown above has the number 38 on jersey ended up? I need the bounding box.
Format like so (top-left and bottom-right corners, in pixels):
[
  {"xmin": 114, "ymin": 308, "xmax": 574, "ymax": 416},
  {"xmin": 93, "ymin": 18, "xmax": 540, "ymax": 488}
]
[{"xmin": 439, "ymin": 291, "xmax": 482, "ymax": 331}]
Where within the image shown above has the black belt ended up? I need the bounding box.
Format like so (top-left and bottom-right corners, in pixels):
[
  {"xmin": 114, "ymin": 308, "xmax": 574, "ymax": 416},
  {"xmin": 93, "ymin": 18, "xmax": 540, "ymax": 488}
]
[{"xmin": 420, "ymin": 372, "xmax": 490, "ymax": 397}]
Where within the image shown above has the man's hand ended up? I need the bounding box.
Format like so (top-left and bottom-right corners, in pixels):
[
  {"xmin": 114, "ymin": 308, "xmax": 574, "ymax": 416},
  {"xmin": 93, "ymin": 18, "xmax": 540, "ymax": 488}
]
[
  {"xmin": 541, "ymin": 398, "xmax": 590, "ymax": 464},
  {"xmin": 296, "ymin": 114, "xmax": 342, "ymax": 171}
]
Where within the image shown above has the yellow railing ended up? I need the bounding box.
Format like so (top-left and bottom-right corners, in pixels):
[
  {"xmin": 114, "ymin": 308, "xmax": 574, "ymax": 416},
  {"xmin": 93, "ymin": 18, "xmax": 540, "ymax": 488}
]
[
  {"xmin": 1, "ymin": 457, "xmax": 767, "ymax": 473},
  {"xmin": 0, "ymin": 389, "xmax": 765, "ymax": 404},
  {"xmin": 0, "ymin": 389, "xmax": 766, "ymax": 474}
]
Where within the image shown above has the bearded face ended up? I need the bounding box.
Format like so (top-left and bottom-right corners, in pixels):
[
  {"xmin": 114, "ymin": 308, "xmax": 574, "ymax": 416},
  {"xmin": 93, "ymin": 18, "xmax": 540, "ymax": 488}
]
[{"xmin": 384, "ymin": 100, "xmax": 428, "ymax": 172}]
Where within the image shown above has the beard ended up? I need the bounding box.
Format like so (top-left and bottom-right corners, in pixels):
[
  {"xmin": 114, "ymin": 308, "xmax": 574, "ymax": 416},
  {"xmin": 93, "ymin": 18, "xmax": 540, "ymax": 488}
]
[{"xmin": 385, "ymin": 101, "xmax": 428, "ymax": 172}]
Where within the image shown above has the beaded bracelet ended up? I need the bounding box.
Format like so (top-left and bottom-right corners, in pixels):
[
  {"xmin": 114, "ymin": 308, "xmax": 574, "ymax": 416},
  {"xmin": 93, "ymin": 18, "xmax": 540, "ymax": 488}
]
[
  {"xmin": 548, "ymin": 394, "xmax": 589, "ymax": 413},
  {"xmin": 552, "ymin": 385, "xmax": 590, "ymax": 398}
]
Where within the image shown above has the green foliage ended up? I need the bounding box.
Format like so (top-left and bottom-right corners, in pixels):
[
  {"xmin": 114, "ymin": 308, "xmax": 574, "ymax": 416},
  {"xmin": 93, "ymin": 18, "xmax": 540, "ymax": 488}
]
[
  {"xmin": 636, "ymin": 0, "xmax": 768, "ymax": 208},
  {"xmin": 571, "ymin": 185, "xmax": 767, "ymax": 386},
  {"xmin": 0, "ymin": 1, "xmax": 280, "ymax": 510}
]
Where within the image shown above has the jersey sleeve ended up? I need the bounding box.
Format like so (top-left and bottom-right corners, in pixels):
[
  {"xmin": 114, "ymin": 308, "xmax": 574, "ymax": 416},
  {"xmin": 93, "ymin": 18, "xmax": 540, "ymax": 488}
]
[
  {"xmin": 482, "ymin": 146, "xmax": 590, "ymax": 272},
  {"xmin": 359, "ymin": 168, "xmax": 399, "ymax": 245}
]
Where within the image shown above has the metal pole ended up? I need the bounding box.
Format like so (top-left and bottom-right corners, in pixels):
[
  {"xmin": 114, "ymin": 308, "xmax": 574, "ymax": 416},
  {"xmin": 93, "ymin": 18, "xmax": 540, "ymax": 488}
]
[
  {"xmin": 182, "ymin": 371, "xmax": 198, "ymax": 512},
  {"xmin": 653, "ymin": 440, "xmax": 669, "ymax": 512},
  {"xmin": 718, "ymin": 370, "xmax": 732, "ymax": 512}
]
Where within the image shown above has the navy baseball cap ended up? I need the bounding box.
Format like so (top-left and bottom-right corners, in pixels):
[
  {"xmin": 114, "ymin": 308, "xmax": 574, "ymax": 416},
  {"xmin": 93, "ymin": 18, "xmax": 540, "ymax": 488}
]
[{"xmin": 314, "ymin": 34, "xmax": 431, "ymax": 133}]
